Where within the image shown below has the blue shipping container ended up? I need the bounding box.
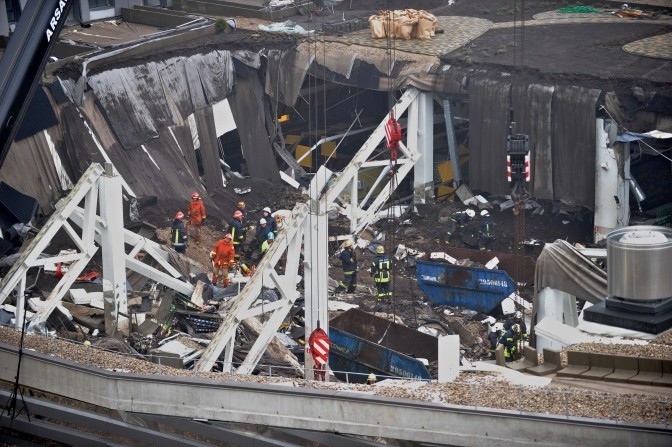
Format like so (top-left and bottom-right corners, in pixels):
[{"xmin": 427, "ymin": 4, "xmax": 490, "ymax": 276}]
[{"xmin": 416, "ymin": 260, "xmax": 515, "ymax": 313}]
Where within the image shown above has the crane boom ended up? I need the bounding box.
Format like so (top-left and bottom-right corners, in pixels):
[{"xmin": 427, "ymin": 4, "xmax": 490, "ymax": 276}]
[{"xmin": 0, "ymin": 0, "xmax": 75, "ymax": 167}]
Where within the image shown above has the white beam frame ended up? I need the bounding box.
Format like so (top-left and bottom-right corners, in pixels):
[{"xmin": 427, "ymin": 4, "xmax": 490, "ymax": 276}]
[
  {"xmin": 196, "ymin": 87, "xmax": 424, "ymax": 376},
  {"xmin": 0, "ymin": 163, "xmax": 194, "ymax": 334},
  {"xmin": 195, "ymin": 203, "xmax": 309, "ymax": 374}
]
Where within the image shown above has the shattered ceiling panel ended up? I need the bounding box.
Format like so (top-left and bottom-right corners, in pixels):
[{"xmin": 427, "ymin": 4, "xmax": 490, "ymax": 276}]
[
  {"xmin": 183, "ymin": 51, "xmax": 235, "ymax": 109},
  {"xmin": 232, "ymin": 50, "xmax": 261, "ymax": 70},
  {"xmin": 264, "ymin": 48, "xmax": 313, "ymax": 108},
  {"xmin": 229, "ymin": 74, "xmax": 281, "ymax": 182},
  {"xmin": 156, "ymin": 57, "xmax": 197, "ymax": 120},
  {"xmin": 88, "ymin": 68, "xmax": 161, "ymax": 150}
]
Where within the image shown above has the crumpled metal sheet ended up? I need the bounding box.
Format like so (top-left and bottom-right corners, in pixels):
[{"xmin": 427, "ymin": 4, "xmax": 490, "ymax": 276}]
[
  {"xmin": 469, "ymin": 78, "xmax": 600, "ymax": 209},
  {"xmin": 468, "ymin": 77, "xmax": 511, "ymax": 197},
  {"xmin": 552, "ymin": 85, "xmax": 601, "ymax": 208},
  {"xmin": 88, "ymin": 51, "xmax": 235, "ymax": 150},
  {"xmin": 264, "ymin": 48, "xmax": 313, "ymax": 107},
  {"xmin": 88, "ymin": 67, "xmax": 161, "ymax": 150}
]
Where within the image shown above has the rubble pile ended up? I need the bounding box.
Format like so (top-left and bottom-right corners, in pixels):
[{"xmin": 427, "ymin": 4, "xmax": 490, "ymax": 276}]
[{"xmin": 1, "ymin": 325, "xmax": 669, "ymax": 425}]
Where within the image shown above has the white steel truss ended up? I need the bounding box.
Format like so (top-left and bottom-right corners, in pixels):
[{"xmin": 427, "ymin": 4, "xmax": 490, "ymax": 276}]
[
  {"xmin": 195, "ymin": 202, "xmax": 309, "ymax": 373},
  {"xmin": 0, "ymin": 87, "xmax": 423, "ymax": 376},
  {"xmin": 197, "ymin": 87, "xmax": 423, "ymax": 375},
  {"xmin": 0, "ymin": 163, "xmax": 194, "ymax": 334}
]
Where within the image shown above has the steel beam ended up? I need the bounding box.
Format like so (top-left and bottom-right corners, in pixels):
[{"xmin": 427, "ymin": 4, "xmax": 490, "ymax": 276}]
[
  {"xmin": 198, "ymin": 89, "xmax": 423, "ymax": 376},
  {"xmin": 195, "ymin": 203, "xmax": 309, "ymax": 373},
  {"xmin": 303, "ymin": 166, "xmax": 332, "ymax": 377},
  {"xmin": 409, "ymin": 91, "xmax": 434, "ymax": 204},
  {"xmin": 0, "ymin": 162, "xmax": 194, "ymax": 334},
  {"xmin": 0, "ymin": 163, "xmax": 104, "ymax": 329},
  {"xmin": 100, "ymin": 164, "xmax": 128, "ymax": 334},
  {"xmin": 321, "ymin": 87, "xmax": 421, "ymax": 234}
]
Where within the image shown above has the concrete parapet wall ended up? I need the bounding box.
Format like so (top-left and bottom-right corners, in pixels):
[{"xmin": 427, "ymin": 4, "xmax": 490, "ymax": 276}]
[
  {"xmin": 44, "ymin": 25, "xmax": 216, "ymax": 78},
  {"xmin": 175, "ymin": 0, "xmax": 307, "ymax": 20},
  {"xmin": 559, "ymin": 350, "xmax": 672, "ymax": 387},
  {"xmin": 121, "ymin": 7, "xmax": 197, "ymax": 28}
]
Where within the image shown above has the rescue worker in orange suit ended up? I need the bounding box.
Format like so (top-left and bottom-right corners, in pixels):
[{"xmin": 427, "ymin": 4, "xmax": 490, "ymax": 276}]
[
  {"xmin": 187, "ymin": 192, "xmax": 207, "ymax": 243},
  {"xmin": 229, "ymin": 210, "xmax": 246, "ymax": 262},
  {"xmin": 211, "ymin": 233, "xmax": 235, "ymax": 287},
  {"xmin": 335, "ymin": 239, "xmax": 357, "ymax": 293},
  {"xmin": 171, "ymin": 211, "xmax": 188, "ymax": 254},
  {"xmin": 370, "ymin": 245, "xmax": 392, "ymax": 301}
]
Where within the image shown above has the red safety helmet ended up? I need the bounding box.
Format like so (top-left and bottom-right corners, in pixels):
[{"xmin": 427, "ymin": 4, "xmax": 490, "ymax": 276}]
[
  {"xmin": 175, "ymin": 211, "xmax": 185, "ymax": 219},
  {"xmin": 191, "ymin": 192, "xmax": 200, "ymax": 200},
  {"xmin": 233, "ymin": 210, "xmax": 243, "ymax": 219},
  {"xmin": 224, "ymin": 233, "xmax": 233, "ymax": 240}
]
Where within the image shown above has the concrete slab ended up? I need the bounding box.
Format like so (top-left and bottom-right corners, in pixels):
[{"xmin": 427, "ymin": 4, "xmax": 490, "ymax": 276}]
[{"xmin": 460, "ymin": 361, "xmax": 552, "ymax": 388}]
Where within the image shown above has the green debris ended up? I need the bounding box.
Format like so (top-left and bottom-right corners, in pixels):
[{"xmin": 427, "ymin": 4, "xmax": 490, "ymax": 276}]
[{"xmin": 556, "ymin": 5, "xmax": 607, "ymax": 14}]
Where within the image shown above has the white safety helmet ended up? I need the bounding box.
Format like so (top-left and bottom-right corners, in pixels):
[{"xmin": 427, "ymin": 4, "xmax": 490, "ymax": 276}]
[
  {"xmin": 465, "ymin": 209, "xmax": 476, "ymax": 218},
  {"xmin": 259, "ymin": 218, "xmax": 267, "ymax": 225},
  {"xmin": 493, "ymin": 322, "xmax": 505, "ymax": 332},
  {"xmin": 263, "ymin": 207, "xmax": 272, "ymax": 214},
  {"xmin": 481, "ymin": 210, "xmax": 490, "ymax": 217},
  {"xmin": 515, "ymin": 310, "xmax": 522, "ymax": 320}
]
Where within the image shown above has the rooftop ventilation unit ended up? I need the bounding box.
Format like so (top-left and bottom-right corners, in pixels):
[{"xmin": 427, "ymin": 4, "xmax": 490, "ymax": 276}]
[{"xmin": 583, "ymin": 226, "xmax": 672, "ymax": 333}]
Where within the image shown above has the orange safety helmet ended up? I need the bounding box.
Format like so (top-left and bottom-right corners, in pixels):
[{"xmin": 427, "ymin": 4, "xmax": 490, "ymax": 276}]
[
  {"xmin": 175, "ymin": 211, "xmax": 185, "ymax": 219},
  {"xmin": 224, "ymin": 233, "xmax": 233, "ymax": 240},
  {"xmin": 233, "ymin": 210, "xmax": 243, "ymax": 219},
  {"xmin": 237, "ymin": 201, "xmax": 246, "ymax": 208},
  {"xmin": 191, "ymin": 192, "xmax": 200, "ymax": 200}
]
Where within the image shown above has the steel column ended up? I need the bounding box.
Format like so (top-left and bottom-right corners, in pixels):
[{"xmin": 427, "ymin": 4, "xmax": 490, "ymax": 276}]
[
  {"xmin": 99, "ymin": 163, "xmax": 128, "ymax": 335},
  {"xmin": 443, "ymin": 99, "xmax": 462, "ymax": 186},
  {"xmin": 408, "ymin": 91, "xmax": 434, "ymax": 204},
  {"xmin": 304, "ymin": 166, "xmax": 332, "ymax": 377}
]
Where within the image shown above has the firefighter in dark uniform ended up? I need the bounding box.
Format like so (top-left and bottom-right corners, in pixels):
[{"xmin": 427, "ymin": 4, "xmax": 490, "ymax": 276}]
[
  {"xmin": 446, "ymin": 208, "xmax": 475, "ymax": 243},
  {"xmin": 479, "ymin": 210, "xmax": 496, "ymax": 251},
  {"xmin": 229, "ymin": 210, "xmax": 246, "ymax": 262},
  {"xmin": 171, "ymin": 211, "xmax": 188, "ymax": 254},
  {"xmin": 336, "ymin": 239, "xmax": 357, "ymax": 293},
  {"xmin": 371, "ymin": 245, "xmax": 392, "ymax": 301},
  {"xmin": 498, "ymin": 323, "xmax": 521, "ymax": 362}
]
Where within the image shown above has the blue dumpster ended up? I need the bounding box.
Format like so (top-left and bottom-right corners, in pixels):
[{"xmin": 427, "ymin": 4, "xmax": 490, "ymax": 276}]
[
  {"xmin": 329, "ymin": 309, "xmax": 435, "ymax": 382},
  {"xmin": 416, "ymin": 260, "xmax": 515, "ymax": 313}
]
